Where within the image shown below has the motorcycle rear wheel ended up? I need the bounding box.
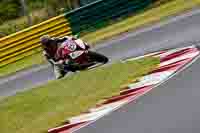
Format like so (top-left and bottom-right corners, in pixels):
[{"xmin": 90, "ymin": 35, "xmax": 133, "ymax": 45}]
[{"xmin": 87, "ymin": 51, "xmax": 109, "ymax": 64}]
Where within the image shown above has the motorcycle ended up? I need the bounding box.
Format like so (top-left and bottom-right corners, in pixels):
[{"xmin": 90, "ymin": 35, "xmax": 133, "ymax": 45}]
[{"xmin": 57, "ymin": 38, "xmax": 109, "ymax": 74}]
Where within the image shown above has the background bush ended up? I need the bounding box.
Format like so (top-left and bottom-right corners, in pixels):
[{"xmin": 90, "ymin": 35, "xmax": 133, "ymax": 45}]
[{"xmin": 0, "ymin": 0, "xmax": 72, "ymax": 37}]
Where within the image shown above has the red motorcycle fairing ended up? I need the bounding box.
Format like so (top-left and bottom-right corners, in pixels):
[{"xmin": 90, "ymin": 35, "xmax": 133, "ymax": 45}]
[
  {"xmin": 56, "ymin": 39, "xmax": 90, "ymax": 64},
  {"xmin": 73, "ymin": 52, "xmax": 91, "ymax": 64}
]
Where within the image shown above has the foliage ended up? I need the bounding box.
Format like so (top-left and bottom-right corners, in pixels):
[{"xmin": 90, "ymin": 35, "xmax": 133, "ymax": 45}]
[
  {"xmin": 0, "ymin": 0, "xmax": 21, "ymax": 24},
  {"xmin": 0, "ymin": 0, "xmax": 71, "ymax": 36},
  {"xmin": 0, "ymin": 9, "xmax": 49, "ymax": 35}
]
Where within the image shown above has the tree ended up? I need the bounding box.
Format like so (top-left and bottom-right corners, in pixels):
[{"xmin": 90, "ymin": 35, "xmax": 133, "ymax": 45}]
[
  {"xmin": 65, "ymin": 0, "xmax": 81, "ymax": 9},
  {"xmin": 0, "ymin": 0, "xmax": 21, "ymax": 24},
  {"xmin": 20, "ymin": 0, "xmax": 32, "ymax": 26},
  {"xmin": 44, "ymin": 0, "xmax": 72, "ymax": 17}
]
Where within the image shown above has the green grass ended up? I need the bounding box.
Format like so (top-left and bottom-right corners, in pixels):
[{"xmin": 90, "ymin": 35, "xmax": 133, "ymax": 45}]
[{"xmin": 0, "ymin": 57, "xmax": 159, "ymax": 133}]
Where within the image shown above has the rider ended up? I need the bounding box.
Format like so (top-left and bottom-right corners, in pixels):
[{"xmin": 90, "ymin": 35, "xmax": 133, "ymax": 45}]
[{"xmin": 40, "ymin": 34, "xmax": 90, "ymax": 79}]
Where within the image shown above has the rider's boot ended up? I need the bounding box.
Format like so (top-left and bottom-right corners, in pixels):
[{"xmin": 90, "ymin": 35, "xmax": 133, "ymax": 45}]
[{"xmin": 54, "ymin": 65, "xmax": 66, "ymax": 79}]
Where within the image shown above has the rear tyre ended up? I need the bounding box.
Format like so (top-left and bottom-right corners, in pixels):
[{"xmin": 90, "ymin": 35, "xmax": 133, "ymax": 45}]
[{"xmin": 87, "ymin": 51, "xmax": 109, "ymax": 64}]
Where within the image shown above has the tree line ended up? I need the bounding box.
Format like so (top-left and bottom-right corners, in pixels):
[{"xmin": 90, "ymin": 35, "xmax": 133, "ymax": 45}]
[{"xmin": 0, "ymin": 0, "xmax": 73, "ymax": 25}]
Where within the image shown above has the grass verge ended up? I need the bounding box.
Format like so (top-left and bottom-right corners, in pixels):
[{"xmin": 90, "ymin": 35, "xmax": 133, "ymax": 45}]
[{"xmin": 0, "ymin": 56, "xmax": 159, "ymax": 133}]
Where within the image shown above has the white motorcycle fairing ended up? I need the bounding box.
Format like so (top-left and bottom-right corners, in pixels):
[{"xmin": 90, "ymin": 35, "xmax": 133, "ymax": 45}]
[
  {"xmin": 69, "ymin": 50, "xmax": 85, "ymax": 59},
  {"xmin": 74, "ymin": 39, "xmax": 86, "ymax": 49}
]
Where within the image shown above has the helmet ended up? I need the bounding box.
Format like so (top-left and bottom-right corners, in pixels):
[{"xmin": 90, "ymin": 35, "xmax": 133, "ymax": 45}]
[{"xmin": 40, "ymin": 35, "xmax": 52, "ymax": 48}]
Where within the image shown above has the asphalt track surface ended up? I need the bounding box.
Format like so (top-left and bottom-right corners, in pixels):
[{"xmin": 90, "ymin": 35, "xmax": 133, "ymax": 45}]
[{"xmin": 1, "ymin": 7, "xmax": 200, "ymax": 133}]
